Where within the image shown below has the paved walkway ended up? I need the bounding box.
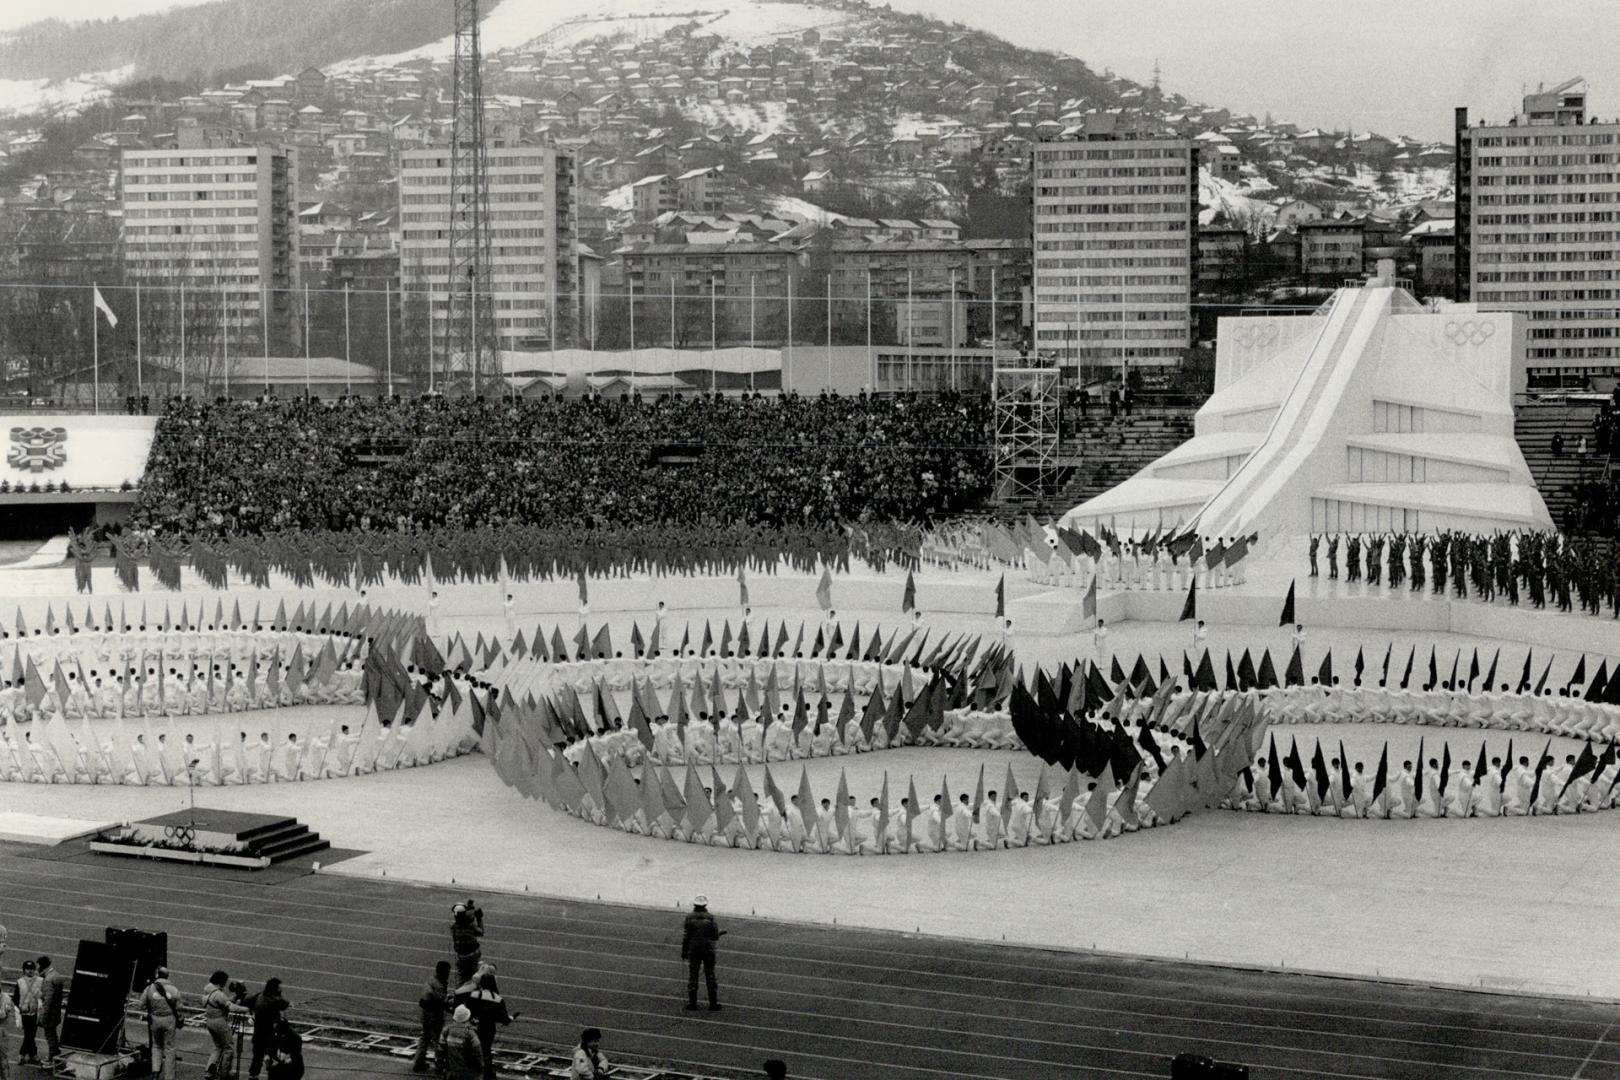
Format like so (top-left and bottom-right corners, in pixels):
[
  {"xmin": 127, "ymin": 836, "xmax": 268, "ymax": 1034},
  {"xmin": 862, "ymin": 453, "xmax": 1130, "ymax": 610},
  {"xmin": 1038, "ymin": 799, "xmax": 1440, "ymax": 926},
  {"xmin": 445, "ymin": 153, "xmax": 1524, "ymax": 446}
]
[
  {"xmin": 1, "ymin": 844, "xmax": 1617, "ymax": 1080},
  {"xmin": 9, "ymin": 749, "xmax": 1620, "ymax": 1001}
]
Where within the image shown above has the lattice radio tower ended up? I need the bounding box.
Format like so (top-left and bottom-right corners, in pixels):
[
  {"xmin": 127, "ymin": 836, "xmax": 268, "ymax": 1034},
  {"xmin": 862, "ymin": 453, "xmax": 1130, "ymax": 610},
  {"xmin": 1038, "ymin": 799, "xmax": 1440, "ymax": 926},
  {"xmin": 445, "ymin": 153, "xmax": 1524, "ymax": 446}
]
[{"xmin": 448, "ymin": 0, "xmax": 494, "ymax": 391}]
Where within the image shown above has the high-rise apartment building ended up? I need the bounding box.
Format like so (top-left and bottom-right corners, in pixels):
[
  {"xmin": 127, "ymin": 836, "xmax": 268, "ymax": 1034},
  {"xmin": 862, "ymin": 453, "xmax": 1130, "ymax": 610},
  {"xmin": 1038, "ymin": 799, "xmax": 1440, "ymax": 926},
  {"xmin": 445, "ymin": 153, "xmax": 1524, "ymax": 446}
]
[
  {"xmin": 120, "ymin": 132, "xmax": 299, "ymax": 354},
  {"xmin": 399, "ymin": 145, "xmax": 577, "ymax": 352},
  {"xmin": 1456, "ymin": 78, "xmax": 1620, "ymax": 387},
  {"xmin": 1031, "ymin": 115, "xmax": 1197, "ymax": 369}
]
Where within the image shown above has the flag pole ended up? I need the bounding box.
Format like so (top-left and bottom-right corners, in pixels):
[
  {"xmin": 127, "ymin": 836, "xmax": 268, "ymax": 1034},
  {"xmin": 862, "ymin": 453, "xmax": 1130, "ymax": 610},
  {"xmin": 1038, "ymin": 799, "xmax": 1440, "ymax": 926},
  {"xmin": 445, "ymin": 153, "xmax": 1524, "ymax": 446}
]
[
  {"xmin": 91, "ymin": 283, "xmax": 100, "ymax": 415},
  {"xmin": 748, "ymin": 274, "xmax": 756, "ymax": 394},
  {"xmin": 385, "ymin": 281, "xmax": 393, "ymax": 397},
  {"xmin": 303, "ymin": 282, "xmax": 311, "ymax": 397},
  {"xmin": 179, "ymin": 279, "xmax": 186, "ymax": 396},
  {"xmin": 825, "ymin": 272, "xmax": 832, "ymax": 393},
  {"xmin": 344, "ymin": 282, "xmax": 352, "ymax": 396},
  {"xmin": 865, "ymin": 269, "xmax": 873, "ymax": 390},
  {"xmin": 135, "ymin": 281, "xmax": 143, "ymax": 402},
  {"xmin": 262, "ymin": 284, "xmax": 270, "ymax": 396},
  {"xmin": 220, "ymin": 280, "xmax": 228, "ymax": 399}
]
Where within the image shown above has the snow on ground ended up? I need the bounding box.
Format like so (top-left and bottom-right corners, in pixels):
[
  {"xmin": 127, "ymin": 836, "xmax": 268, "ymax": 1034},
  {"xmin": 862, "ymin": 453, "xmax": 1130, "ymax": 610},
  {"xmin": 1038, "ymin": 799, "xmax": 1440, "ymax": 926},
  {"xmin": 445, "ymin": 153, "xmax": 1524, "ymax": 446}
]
[
  {"xmin": 0, "ymin": 65, "xmax": 134, "ymax": 119},
  {"xmin": 333, "ymin": 0, "xmax": 861, "ymax": 73},
  {"xmin": 683, "ymin": 99, "xmax": 793, "ymax": 136},
  {"xmin": 1198, "ymin": 170, "xmax": 1276, "ymax": 229},
  {"xmin": 762, "ymin": 193, "xmax": 845, "ymax": 223}
]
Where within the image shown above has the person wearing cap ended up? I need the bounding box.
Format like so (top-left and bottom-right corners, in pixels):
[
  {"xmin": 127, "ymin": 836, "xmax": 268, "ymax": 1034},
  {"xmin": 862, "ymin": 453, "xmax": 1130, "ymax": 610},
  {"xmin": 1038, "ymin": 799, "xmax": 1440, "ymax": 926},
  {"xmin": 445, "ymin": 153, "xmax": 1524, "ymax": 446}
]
[
  {"xmin": 680, "ymin": 896, "xmax": 725, "ymax": 1011},
  {"xmin": 569, "ymin": 1027, "xmax": 612, "ymax": 1079},
  {"xmin": 139, "ymin": 967, "xmax": 182, "ymax": 1080},
  {"xmin": 442, "ymin": 1004, "xmax": 483, "ymax": 1080}
]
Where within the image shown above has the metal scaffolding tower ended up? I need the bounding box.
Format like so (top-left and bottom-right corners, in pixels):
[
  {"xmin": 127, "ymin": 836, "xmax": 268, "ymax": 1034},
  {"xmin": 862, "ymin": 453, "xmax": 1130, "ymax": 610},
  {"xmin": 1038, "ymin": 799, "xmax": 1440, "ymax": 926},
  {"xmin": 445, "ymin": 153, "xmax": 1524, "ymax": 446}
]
[
  {"xmin": 992, "ymin": 364, "xmax": 1062, "ymax": 504},
  {"xmin": 447, "ymin": 0, "xmax": 493, "ymax": 391}
]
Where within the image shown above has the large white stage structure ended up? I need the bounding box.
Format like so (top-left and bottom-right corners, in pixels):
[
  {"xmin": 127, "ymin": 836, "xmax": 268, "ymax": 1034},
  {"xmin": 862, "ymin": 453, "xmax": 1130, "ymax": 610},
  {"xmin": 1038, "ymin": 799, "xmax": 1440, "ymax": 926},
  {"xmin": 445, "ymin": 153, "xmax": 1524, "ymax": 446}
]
[{"xmin": 1063, "ymin": 263, "xmax": 1554, "ymax": 538}]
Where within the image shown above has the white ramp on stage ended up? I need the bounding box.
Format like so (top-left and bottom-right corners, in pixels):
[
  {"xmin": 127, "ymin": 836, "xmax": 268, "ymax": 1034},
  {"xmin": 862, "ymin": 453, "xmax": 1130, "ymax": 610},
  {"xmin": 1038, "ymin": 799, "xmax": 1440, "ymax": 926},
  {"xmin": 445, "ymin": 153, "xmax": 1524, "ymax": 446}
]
[{"xmin": 1062, "ymin": 262, "xmax": 1554, "ymax": 539}]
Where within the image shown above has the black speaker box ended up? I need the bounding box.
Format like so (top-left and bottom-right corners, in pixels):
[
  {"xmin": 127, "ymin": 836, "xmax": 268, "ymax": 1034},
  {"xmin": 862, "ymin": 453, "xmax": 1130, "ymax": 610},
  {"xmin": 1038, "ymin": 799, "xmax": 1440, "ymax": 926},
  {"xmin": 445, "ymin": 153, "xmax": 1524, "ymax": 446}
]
[
  {"xmin": 106, "ymin": 926, "xmax": 169, "ymax": 988},
  {"xmin": 60, "ymin": 939, "xmax": 136, "ymax": 1054},
  {"xmin": 1171, "ymin": 1053, "xmax": 1249, "ymax": 1079}
]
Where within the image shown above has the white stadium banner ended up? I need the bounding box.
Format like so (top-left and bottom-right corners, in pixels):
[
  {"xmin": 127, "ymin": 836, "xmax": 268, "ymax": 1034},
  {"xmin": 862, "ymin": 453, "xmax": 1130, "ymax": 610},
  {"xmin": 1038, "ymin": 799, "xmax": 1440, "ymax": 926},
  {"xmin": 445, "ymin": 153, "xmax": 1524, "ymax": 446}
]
[{"xmin": 1, "ymin": 415, "xmax": 157, "ymax": 491}]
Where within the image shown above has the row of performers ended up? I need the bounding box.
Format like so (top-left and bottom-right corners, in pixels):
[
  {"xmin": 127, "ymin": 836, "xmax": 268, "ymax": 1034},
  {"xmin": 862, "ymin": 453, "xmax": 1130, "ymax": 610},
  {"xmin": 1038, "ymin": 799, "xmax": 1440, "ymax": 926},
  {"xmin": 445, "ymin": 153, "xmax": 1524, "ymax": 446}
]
[
  {"xmin": 0, "ymin": 706, "xmax": 478, "ymax": 785},
  {"xmin": 9, "ymin": 626, "xmax": 364, "ymax": 665},
  {"xmin": 0, "ymin": 660, "xmax": 366, "ymax": 722}
]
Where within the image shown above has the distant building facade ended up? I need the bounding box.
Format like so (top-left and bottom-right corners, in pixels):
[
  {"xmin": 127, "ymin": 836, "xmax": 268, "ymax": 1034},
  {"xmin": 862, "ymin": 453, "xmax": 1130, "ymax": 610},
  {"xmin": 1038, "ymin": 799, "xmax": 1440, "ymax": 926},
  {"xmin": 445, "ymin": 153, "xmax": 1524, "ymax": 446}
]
[
  {"xmin": 1032, "ymin": 115, "xmax": 1198, "ymax": 368},
  {"xmin": 1456, "ymin": 78, "xmax": 1620, "ymax": 386},
  {"xmin": 398, "ymin": 144, "xmax": 578, "ymax": 350}
]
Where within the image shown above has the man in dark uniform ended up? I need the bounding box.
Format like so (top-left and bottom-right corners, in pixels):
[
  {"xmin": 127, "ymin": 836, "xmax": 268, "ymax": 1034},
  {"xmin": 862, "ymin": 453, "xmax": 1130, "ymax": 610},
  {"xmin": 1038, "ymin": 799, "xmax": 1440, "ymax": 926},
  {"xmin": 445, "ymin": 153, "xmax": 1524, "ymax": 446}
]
[{"xmin": 681, "ymin": 896, "xmax": 725, "ymax": 1012}]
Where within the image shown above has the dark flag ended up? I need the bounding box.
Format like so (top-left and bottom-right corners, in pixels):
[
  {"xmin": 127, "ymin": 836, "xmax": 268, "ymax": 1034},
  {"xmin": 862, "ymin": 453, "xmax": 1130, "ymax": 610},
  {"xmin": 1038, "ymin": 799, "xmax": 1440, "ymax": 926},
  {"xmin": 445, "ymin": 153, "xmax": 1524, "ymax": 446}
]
[
  {"xmin": 1534, "ymin": 657, "xmax": 1553, "ymax": 696},
  {"xmin": 1399, "ymin": 646, "xmax": 1415, "ymax": 690},
  {"xmin": 1585, "ymin": 660, "xmax": 1609, "ymax": 702},
  {"xmin": 1568, "ymin": 655, "xmax": 1588, "ymax": 694},
  {"xmin": 1380, "ymin": 643, "xmax": 1392, "ymax": 685},
  {"xmin": 1311, "ymin": 740, "xmax": 1330, "ymax": 801},
  {"xmin": 1517, "ymin": 650, "xmax": 1534, "ymax": 694},
  {"xmin": 1467, "ymin": 649, "xmax": 1481, "ymax": 693},
  {"xmin": 1353, "ymin": 647, "xmax": 1365, "ymax": 685},
  {"xmin": 1372, "ymin": 742, "xmax": 1390, "ymax": 816},
  {"xmin": 1284, "ymin": 645, "xmax": 1304, "ymax": 688},
  {"xmin": 1439, "ymin": 742, "xmax": 1452, "ymax": 797},
  {"xmin": 1500, "ymin": 738, "xmax": 1515, "ymax": 790},
  {"xmin": 1278, "ymin": 579, "xmax": 1296, "ymax": 627},
  {"xmin": 1425, "ymin": 647, "xmax": 1438, "ymax": 692},
  {"xmin": 1237, "ymin": 648, "xmax": 1258, "ymax": 691},
  {"xmin": 1266, "ymin": 733, "xmax": 1283, "ymax": 804},
  {"xmin": 902, "ymin": 570, "xmax": 916, "ymax": 614},
  {"xmin": 1472, "ymin": 741, "xmax": 1489, "ymax": 786},
  {"xmin": 1179, "ymin": 578, "xmax": 1197, "ymax": 622},
  {"xmin": 994, "ymin": 573, "xmax": 1005, "ymax": 619},
  {"xmin": 1483, "ymin": 649, "xmax": 1500, "ymax": 694},
  {"xmin": 1110, "ymin": 655, "xmax": 1127, "ymax": 687},
  {"xmin": 1558, "ymin": 741, "xmax": 1598, "ymax": 805},
  {"xmin": 1224, "ymin": 651, "xmax": 1238, "ymax": 692},
  {"xmin": 1194, "ymin": 650, "xmax": 1217, "ymax": 693},
  {"xmin": 1337, "ymin": 739, "xmax": 1353, "ymax": 802},
  {"xmin": 1414, "ymin": 737, "xmax": 1425, "ymax": 810},
  {"xmin": 1316, "ymin": 649, "xmax": 1332, "ymax": 687},
  {"xmin": 1137, "ymin": 722, "xmax": 1166, "ymax": 772},
  {"xmin": 1445, "ymin": 649, "xmax": 1459, "ymax": 691},
  {"xmin": 1256, "ymin": 649, "xmax": 1279, "ymax": 690}
]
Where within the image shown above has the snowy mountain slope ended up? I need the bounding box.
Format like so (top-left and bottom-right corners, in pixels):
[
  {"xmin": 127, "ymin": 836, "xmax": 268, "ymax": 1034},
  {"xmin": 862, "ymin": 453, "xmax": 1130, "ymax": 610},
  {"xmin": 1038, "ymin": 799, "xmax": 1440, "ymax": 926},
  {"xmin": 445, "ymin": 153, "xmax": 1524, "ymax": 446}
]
[{"xmin": 333, "ymin": 0, "xmax": 863, "ymax": 73}]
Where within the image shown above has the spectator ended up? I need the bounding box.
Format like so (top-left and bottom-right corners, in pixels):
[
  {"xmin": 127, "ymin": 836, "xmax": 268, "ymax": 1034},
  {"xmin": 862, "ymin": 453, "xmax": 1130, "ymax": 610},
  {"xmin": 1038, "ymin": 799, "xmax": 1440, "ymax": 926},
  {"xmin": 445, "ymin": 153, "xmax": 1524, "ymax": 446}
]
[
  {"xmin": 414, "ymin": 961, "xmax": 451, "ymax": 1073},
  {"xmin": 15, "ymin": 959, "xmax": 41, "ymax": 1067},
  {"xmin": 442, "ymin": 1005, "xmax": 483, "ymax": 1080},
  {"xmin": 37, "ymin": 955, "xmax": 65, "ymax": 1065},
  {"xmin": 246, "ymin": 976, "xmax": 290, "ymax": 1080},
  {"xmin": 139, "ymin": 966, "xmax": 183, "ymax": 1080},
  {"xmin": 570, "ymin": 1028, "xmax": 612, "ymax": 1079},
  {"xmin": 465, "ymin": 970, "xmax": 517, "ymax": 1080},
  {"xmin": 1122, "ymin": 386, "xmax": 1134, "ymax": 417},
  {"xmin": 1107, "ymin": 387, "xmax": 1120, "ymax": 418}
]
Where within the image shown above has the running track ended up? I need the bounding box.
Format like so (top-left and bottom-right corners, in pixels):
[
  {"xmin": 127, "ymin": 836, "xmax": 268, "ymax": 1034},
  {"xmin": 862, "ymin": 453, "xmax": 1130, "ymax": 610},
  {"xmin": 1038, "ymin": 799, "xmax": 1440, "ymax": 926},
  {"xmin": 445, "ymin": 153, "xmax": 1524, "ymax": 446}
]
[{"xmin": 1, "ymin": 843, "xmax": 1617, "ymax": 1080}]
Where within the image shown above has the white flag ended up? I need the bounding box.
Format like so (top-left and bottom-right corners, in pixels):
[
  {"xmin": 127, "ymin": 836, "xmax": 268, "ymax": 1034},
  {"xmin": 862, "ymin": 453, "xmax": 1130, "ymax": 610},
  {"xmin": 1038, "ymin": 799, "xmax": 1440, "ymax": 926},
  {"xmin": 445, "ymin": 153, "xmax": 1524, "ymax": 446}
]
[{"xmin": 93, "ymin": 286, "xmax": 117, "ymax": 328}]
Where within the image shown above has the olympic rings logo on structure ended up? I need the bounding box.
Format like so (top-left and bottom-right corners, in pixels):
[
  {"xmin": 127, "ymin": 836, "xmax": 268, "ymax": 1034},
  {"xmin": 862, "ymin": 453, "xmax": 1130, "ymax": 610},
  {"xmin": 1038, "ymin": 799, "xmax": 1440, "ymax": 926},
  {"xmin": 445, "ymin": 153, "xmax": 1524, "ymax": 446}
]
[{"xmin": 1444, "ymin": 320, "xmax": 1496, "ymax": 347}]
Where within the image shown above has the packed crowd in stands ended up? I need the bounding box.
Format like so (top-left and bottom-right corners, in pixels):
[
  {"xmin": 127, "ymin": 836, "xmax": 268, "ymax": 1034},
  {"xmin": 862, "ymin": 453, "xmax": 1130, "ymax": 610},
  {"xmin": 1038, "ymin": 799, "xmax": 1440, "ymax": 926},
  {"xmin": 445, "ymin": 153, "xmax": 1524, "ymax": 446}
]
[
  {"xmin": 131, "ymin": 392, "xmax": 993, "ymax": 538},
  {"xmin": 1547, "ymin": 390, "xmax": 1620, "ymax": 535}
]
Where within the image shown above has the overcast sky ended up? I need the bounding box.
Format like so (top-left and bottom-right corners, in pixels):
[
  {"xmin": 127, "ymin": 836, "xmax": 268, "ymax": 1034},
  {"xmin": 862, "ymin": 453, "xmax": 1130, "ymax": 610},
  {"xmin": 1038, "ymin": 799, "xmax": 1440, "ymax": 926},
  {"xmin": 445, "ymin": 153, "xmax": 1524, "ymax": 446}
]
[{"xmin": 6, "ymin": 0, "xmax": 1616, "ymax": 142}]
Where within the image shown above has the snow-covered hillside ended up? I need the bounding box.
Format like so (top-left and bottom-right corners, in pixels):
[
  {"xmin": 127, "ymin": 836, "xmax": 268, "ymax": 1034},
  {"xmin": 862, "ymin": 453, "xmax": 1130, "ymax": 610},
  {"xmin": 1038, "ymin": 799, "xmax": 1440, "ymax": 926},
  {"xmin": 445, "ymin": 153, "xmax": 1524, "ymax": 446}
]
[
  {"xmin": 0, "ymin": 65, "xmax": 134, "ymax": 120},
  {"xmin": 333, "ymin": 0, "xmax": 862, "ymax": 73}
]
